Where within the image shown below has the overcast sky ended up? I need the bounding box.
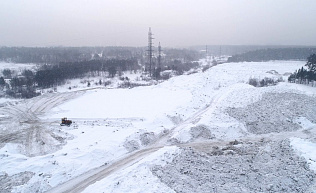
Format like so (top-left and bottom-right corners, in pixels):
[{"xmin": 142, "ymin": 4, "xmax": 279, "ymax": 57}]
[{"xmin": 1, "ymin": 0, "xmax": 316, "ymax": 47}]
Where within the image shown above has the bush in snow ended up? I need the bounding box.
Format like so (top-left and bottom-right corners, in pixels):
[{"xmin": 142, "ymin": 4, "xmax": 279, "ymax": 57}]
[
  {"xmin": 118, "ymin": 81, "xmax": 150, "ymax": 88},
  {"xmin": 248, "ymin": 77, "xmax": 283, "ymax": 87},
  {"xmin": 202, "ymin": 65, "xmax": 210, "ymax": 72},
  {"xmin": 248, "ymin": 78, "xmax": 258, "ymax": 87},
  {"xmin": 104, "ymin": 80, "xmax": 111, "ymax": 87},
  {"xmin": 160, "ymin": 70, "xmax": 177, "ymax": 80},
  {"xmin": 123, "ymin": 140, "xmax": 140, "ymax": 152}
]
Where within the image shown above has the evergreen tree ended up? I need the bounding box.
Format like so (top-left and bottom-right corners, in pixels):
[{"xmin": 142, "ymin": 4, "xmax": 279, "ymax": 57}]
[
  {"xmin": 0, "ymin": 77, "xmax": 5, "ymax": 86},
  {"xmin": 2, "ymin": 69, "xmax": 12, "ymax": 79},
  {"xmin": 108, "ymin": 66, "xmax": 117, "ymax": 78},
  {"xmin": 306, "ymin": 54, "xmax": 316, "ymax": 73}
]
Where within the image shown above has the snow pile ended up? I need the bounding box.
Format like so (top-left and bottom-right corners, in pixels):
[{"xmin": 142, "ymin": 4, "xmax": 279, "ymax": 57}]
[
  {"xmin": 0, "ymin": 171, "xmax": 34, "ymax": 193},
  {"xmin": 291, "ymin": 138, "xmax": 316, "ymax": 172},
  {"xmin": 227, "ymin": 92, "xmax": 316, "ymax": 134},
  {"xmin": 151, "ymin": 140, "xmax": 316, "ymax": 193},
  {"xmin": 189, "ymin": 125, "xmax": 214, "ymax": 140}
]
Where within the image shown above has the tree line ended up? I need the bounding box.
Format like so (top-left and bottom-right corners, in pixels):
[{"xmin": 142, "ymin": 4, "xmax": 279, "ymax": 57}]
[
  {"xmin": 0, "ymin": 69, "xmax": 38, "ymax": 98},
  {"xmin": 0, "ymin": 58, "xmax": 139, "ymax": 98},
  {"xmin": 288, "ymin": 54, "xmax": 316, "ymax": 84},
  {"xmin": 35, "ymin": 59, "xmax": 139, "ymax": 88},
  {"xmin": 0, "ymin": 46, "xmax": 201, "ymax": 98},
  {"xmin": 227, "ymin": 48, "xmax": 316, "ymax": 63},
  {"xmin": 0, "ymin": 46, "xmax": 200, "ymax": 64}
]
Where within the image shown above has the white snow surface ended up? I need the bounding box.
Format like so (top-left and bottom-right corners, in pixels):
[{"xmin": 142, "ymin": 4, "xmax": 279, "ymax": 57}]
[
  {"xmin": 0, "ymin": 62, "xmax": 37, "ymax": 73},
  {"xmin": 46, "ymin": 87, "xmax": 191, "ymax": 121},
  {"xmin": 2, "ymin": 60, "xmax": 316, "ymax": 192},
  {"xmin": 291, "ymin": 138, "xmax": 316, "ymax": 172},
  {"xmin": 82, "ymin": 146, "xmax": 180, "ymax": 193}
]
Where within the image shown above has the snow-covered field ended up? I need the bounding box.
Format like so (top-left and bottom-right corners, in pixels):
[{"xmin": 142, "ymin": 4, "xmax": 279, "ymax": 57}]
[
  {"xmin": 0, "ymin": 62, "xmax": 37, "ymax": 76},
  {"xmin": 1, "ymin": 60, "xmax": 316, "ymax": 193}
]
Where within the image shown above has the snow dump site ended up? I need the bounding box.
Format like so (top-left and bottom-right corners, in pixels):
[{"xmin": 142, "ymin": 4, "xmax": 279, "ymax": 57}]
[{"xmin": 1, "ymin": 61, "xmax": 316, "ymax": 193}]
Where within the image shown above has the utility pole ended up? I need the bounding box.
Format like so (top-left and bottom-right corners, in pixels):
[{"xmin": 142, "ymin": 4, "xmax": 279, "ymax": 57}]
[{"xmin": 147, "ymin": 27, "xmax": 154, "ymax": 76}]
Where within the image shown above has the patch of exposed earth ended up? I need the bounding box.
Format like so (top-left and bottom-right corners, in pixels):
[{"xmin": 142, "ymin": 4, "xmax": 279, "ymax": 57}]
[
  {"xmin": 227, "ymin": 92, "xmax": 316, "ymax": 134},
  {"xmin": 151, "ymin": 139, "xmax": 316, "ymax": 193}
]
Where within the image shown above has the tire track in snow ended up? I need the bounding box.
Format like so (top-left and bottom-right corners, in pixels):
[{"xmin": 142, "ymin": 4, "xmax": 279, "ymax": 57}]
[
  {"xmin": 46, "ymin": 84, "xmax": 245, "ymax": 193},
  {"xmin": 46, "ymin": 126, "xmax": 316, "ymax": 193},
  {"xmin": 0, "ymin": 90, "xmax": 85, "ymax": 156},
  {"xmin": 46, "ymin": 147, "xmax": 161, "ymax": 193},
  {"xmin": 155, "ymin": 84, "xmax": 247, "ymax": 145}
]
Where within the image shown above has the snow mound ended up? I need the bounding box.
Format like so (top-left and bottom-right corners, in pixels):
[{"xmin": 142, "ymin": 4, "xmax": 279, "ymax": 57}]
[
  {"xmin": 291, "ymin": 138, "xmax": 316, "ymax": 172},
  {"xmin": 227, "ymin": 92, "xmax": 316, "ymax": 134},
  {"xmin": 0, "ymin": 171, "xmax": 34, "ymax": 193},
  {"xmin": 151, "ymin": 140, "xmax": 316, "ymax": 193},
  {"xmin": 189, "ymin": 125, "xmax": 215, "ymax": 140}
]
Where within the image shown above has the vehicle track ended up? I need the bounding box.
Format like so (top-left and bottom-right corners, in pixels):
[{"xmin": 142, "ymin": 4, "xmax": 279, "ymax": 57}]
[
  {"xmin": 0, "ymin": 90, "xmax": 86, "ymax": 156},
  {"xmin": 46, "ymin": 85, "xmax": 248, "ymax": 193},
  {"xmin": 46, "ymin": 125, "xmax": 316, "ymax": 193},
  {"xmin": 46, "ymin": 147, "xmax": 161, "ymax": 193}
]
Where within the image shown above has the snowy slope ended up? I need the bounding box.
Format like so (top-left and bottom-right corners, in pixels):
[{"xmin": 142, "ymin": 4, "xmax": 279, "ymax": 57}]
[{"xmin": 2, "ymin": 60, "xmax": 316, "ymax": 193}]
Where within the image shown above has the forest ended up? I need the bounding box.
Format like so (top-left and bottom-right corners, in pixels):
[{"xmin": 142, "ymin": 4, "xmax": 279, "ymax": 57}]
[
  {"xmin": 0, "ymin": 47, "xmax": 201, "ymax": 98},
  {"xmin": 227, "ymin": 47, "xmax": 316, "ymax": 62}
]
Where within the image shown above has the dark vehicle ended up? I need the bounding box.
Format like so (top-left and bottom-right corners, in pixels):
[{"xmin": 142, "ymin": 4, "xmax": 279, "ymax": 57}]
[{"xmin": 60, "ymin": 117, "xmax": 72, "ymax": 126}]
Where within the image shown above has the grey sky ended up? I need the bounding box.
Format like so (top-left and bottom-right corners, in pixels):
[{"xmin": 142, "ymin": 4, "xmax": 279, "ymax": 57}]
[{"xmin": 1, "ymin": 0, "xmax": 316, "ymax": 47}]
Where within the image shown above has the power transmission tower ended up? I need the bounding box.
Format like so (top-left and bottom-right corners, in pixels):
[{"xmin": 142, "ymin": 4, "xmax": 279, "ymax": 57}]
[
  {"xmin": 206, "ymin": 45, "xmax": 208, "ymax": 61},
  {"xmin": 147, "ymin": 27, "xmax": 154, "ymax": 76},
  {"xmin": 206, "ymin": 45, "xmax": 210, "ymax": 64},
  {"xmin": 158, "ymin": 42, "xmax": 162, "ymax": 67}
]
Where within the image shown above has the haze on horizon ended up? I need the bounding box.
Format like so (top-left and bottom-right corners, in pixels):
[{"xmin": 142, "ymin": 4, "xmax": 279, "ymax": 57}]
[{"xmin": 1, "ymin": 0, "xmax": 316, "ymax": 48}]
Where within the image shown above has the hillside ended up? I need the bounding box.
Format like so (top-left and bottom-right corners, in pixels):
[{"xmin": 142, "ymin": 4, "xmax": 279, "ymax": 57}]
[{"xmin": 1, "ymin": 60, "xmax": 316, "ymax": 193}]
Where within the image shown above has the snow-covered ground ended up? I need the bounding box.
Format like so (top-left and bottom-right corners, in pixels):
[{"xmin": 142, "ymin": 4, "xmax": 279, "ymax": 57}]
[
  {"xmin": 0, "ymin": 62, "xmax": 37, "ymax": 75},
  {"xmin": 1, "ymin": 60, "xmax": 316, "ymax": 192}
]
